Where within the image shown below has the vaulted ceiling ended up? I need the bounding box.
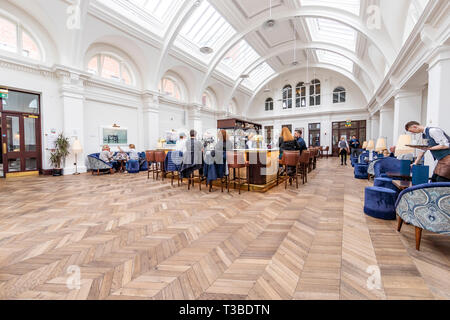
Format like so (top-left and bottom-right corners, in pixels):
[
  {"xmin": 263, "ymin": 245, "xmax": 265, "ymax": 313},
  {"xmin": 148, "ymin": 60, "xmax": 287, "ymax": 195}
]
[{"xmin": 95, "ymin": 0, "xmax": 430, "ymax": 105}]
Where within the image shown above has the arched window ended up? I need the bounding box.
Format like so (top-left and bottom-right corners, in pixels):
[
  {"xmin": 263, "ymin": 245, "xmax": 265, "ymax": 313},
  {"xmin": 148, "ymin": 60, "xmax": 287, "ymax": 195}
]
[
  {"xmin": 88, "ymin": 54, "xmax": 133, "ymax": 85},
  {"xmin": 0, "ymin": 16, "xmax": 41, "ymax": 61},
  {"xmin": 282, "ymin": 85, "xmax": 292, "ymax": 109},
  {"xmin": 309, "ymin": 79, "xmax": 321, "ymax": 106},
  {"xmin": 296, "ymin": 82, "xmax": 306, "ymax": 108},
  {"xmin": 333, "ymin": 87, "xmax": 346, "ymax": 103},
  {"xmin": 159, "ymin": 77, "xmax": 182, "ymax": 101},
  {"xmin": 202, "ymin": 89, "xmax": 216, "ymax": 109},
  {"xmin": 265, "ymin": 98, "xmax": 274, "ymax": 111}
]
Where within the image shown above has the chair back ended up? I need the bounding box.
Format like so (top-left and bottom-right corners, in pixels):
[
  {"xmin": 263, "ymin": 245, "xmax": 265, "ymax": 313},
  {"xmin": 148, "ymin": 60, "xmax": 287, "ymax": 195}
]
[
  {"xmin": 283, "ymin": 151, "xmax": 299, "ymax": 166},
  {"xmin": 155, "ymin": 151, "xmax": 166, "ymax": 163},
  {"xmin": 227, "ymin": 151, "xmax": 246, "ymax": 168},
  {"xmin": 325, "ymin": 146, "xmax": 329, "ymax": 152},
  {"xmin": 299, "ymin": 151, "xmax": 310, "ymax": 164},
  {"xmin": 146, "ymin": 151, "xmax": 156, "ymax": 162}
]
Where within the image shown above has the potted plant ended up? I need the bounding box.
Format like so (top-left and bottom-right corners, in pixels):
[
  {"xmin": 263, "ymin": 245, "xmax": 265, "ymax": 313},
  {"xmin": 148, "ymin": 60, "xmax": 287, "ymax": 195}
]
[{"xmin": 49, "ymin": 133, "xmax": 70, "ymax": 176}]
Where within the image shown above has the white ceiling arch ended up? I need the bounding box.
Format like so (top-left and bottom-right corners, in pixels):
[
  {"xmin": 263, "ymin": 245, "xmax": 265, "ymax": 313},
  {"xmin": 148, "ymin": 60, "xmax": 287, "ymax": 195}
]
[
  {"xmin": 198, "ymin": 6, "xmax": 396, "ymax": 101},
  {"xmin": 222, "ymin": 41, "xmax": 381, "ymax": 109},
  {"xmin": 243, "ymin": 63, "xmax": 372, "ymax": 115}
]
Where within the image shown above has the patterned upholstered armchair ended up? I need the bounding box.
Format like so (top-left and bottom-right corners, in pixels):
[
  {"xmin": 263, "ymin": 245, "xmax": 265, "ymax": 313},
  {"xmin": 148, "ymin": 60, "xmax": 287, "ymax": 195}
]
[
  {"xmin": 396, "ymin": 183, "xmax": 450, "ymax": 250},
  {"xmin": 87, "ymin": 153, "xmax": 114, "ymax": 175}
]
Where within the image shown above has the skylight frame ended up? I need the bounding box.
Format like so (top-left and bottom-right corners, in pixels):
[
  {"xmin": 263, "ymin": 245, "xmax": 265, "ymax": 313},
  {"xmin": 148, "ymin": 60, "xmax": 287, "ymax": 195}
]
[
  {"xmin": 299, "ymin": 0, "xmax": 361, "ymax": 16},
  {"xmin": 128, "ymin": 0, "xmax": 178, "ymax": 23},
  {"xmin": 219, "ymin": 40, "xmax": 262, "ymax": 79},
  {"xmin": 315, "ymin": 49, "xmax": 354, "ymax": 73},
  {"xmin": 306, "ymin": 18, "xmax": 357, "ymax": 52},
  {"xmin": 177, "ymin": 1, "xmax": 237, "ymax": 55},
  {"xmin": 241, "ymin": 62, "xmax": 276, "ymax": 90}
]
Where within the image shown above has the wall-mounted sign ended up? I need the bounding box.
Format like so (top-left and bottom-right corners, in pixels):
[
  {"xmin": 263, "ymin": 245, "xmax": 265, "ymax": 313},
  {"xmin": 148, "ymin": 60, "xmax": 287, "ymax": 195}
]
[{"xmin": 345, "ymin": 120, "xmax": 352, "ymax": 128}]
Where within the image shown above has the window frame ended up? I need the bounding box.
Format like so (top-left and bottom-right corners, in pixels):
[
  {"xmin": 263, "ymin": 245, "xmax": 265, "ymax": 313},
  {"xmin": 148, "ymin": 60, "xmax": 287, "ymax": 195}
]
[
  {"xmin": 265, "ymin": 98, "xmax": 274, "ymax": 111},
  {"xmin": 309, "ymin": 79, "xmax": 321, "ymax": 107},
  {"xmin": 296, "ymin": 82, "xmax": 307, "ymax": 108},
  {"xmin": 282, "ymin": 85, "xmax": 293, "ymax": 109},
  {"xmin": 87, "ymin": 53, "xmax": 135, "ymax": 86},
  {"xmin": 333, "ymin": 87, "xmax": 346, "ymax": 104},
  {"xmin": 0, "ymin": 15, "xmax": 42, "ymax": 61}
]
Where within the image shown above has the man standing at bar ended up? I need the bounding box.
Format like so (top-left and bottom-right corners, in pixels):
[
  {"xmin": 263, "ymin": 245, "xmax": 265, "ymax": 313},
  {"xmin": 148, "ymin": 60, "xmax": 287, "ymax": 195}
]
[{"xmin": 405, "ymin": 121, "xmax": 450, "ymax": 182}]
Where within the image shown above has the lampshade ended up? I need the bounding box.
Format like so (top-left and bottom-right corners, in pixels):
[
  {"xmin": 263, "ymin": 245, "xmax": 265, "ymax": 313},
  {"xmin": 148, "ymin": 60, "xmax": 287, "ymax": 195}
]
[
  {"xmin": 395, "ymin": 134, "xmax": 414, "ymax": 156},
  {"xmin": 72, "ymin": 139, "xmax": 83, "ymax": 154},
  {"xmin": 366, "ymin": 140, "xmax": 375, "ymax": 151},
  {"xmin": 362, "ymin": 141, "xmax": 368, "ymax": 149},
  {"xmin": 375, "ymin": 138, "xmax": 387, "ymax": 152}
]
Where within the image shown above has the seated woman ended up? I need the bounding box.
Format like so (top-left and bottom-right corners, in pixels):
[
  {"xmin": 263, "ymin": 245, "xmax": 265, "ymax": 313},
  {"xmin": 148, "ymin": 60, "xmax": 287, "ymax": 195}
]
[
  {"xmin": 99, "ymin": 145, "xmax": 119, "ymax": 172},
  {"xmin": 125, "ymin": 144, "xmax": 140, "ymax": 173},
  {"xmin": 279, "ymin": 127, "xmax": 301, "ymax": 178}
]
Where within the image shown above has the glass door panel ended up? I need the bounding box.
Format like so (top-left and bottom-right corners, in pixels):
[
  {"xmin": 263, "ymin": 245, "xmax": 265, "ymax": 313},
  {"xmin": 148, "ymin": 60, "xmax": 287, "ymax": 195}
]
[
  {"xmin": 7, "ymin": 116, "xmax": 20, "ymax": 152},
  {"xmin": 24, "ymin": 117, "xmax": 37, "ymax": 152}
]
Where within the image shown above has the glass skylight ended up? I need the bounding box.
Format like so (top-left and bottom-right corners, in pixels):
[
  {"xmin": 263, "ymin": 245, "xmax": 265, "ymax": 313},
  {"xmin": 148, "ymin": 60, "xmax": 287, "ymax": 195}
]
[
  {"xmin": 306, "ymin": 18, "xmax": 357, "ymax": 52},
  {"xmin": 220, "ymin": 40, "xmax": 261, "ymax": 78},
  {"xmin": 177, "ymin": 1, "xmax": 236, "ymax": 54},
  {"xmin": 299, "ymin": 0, "xmax": 361, "ymax": 16},
  {"xmin": 315, "ymin": 50, "xmax": 354, "ymax": 73},
  {"xmin": 241, "ymin": 62, "xmax": 275, "ymax": 90},
  {"xmin": 128, "ymin": 0, "xmax": 177, "ymax": 22}
]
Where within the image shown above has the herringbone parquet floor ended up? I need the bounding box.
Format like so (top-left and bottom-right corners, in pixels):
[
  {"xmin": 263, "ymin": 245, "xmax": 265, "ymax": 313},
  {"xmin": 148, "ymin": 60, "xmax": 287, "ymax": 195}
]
[{"xmin": 0, "ymin": 159, "xmax": 448, "ymax": 300}]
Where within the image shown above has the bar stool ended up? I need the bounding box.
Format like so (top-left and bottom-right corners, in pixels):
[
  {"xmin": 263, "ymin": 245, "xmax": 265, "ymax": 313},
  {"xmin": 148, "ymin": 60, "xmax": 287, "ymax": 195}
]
[
  {"xmin": 154, "ymin": 151, "xmax": 166, "ymax": 181},
  {"xmin": 298, "ymin": 151, "xmax": 310, "ymax": 184},
  {"xmin": 146, "ymin": 151, "xmax": 156, "ymax": 179},
  {"xmin": 323, "ymin": 146, "xmax": 330, "ymax": 159},
  {"xmin": 226, "ymin": 151, "xmax": 250, "ymax": 194},
  {"xmin": 308, "ymin": 149, "xmax": 314, "ymax": 173},
  {"xmin": 282, "ymin": 151, "xmax": 300, "ymax": 189},
  {"xmin": 187, "ymin": 169, "xmax": 205, "ymax": 191}
]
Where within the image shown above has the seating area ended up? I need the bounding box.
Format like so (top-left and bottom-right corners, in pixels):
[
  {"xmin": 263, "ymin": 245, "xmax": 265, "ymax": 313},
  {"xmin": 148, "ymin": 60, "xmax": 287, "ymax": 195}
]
[{"xmin": 0, "ymin": 0, "xmax": 448, "ymax": 306}]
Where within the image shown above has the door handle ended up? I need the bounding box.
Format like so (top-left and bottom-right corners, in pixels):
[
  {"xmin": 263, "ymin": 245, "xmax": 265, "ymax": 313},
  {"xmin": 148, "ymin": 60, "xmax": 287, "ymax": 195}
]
[{"xmin": 2, "ymin": 143, "xmax": 6, "ymax": 155}]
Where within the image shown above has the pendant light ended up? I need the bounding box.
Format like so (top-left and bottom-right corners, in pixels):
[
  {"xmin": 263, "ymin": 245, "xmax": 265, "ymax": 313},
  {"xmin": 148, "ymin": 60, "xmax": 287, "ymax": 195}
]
[
  {"xmin": 292, "ymin": 20, "xmax": 298, "ymax": 66},
  {"xmin": 263, "ymin": 0, "xmax": 276, "ymax": 29}
]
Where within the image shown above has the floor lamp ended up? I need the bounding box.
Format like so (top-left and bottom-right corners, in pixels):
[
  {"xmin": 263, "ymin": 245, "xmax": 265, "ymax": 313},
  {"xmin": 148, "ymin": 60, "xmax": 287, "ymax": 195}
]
[{"xmin": 72, "ymin": 139, "xmax": 83, "ymax": 175}]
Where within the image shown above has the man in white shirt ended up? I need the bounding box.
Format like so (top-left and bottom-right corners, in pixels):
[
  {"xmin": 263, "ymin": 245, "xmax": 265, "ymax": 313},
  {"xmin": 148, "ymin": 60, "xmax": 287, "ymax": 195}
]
[{"xmin": 405, "ymin": 121, "xmax": 450, "ymax": 182}]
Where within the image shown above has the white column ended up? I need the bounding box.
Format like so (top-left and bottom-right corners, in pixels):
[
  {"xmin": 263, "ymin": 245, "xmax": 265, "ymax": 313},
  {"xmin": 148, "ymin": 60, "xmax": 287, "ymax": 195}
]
[
  {"xmin": 393, "ymin": 89, "xmax": 422, "ymax": 146},
  {"xmin": 58, "ymin": 71, "xmax": 86, "ymax": 175},
  {"xmin": 379, "ymin": 107, "xmax": 394, "ymax": 147},
  {"xmin": 424, "ymin": 47, "xmax": 450, "ymax": 174},
  {"xmin": 370, "ymin": 115, "xmax": 380, "ymax": 141},
  {"xmin": 188, "ymin": 105, "xmax": 203, "ymax": 137},
  {"xmin": 143, "ymin": 94, "xmax": 160, "ymax": 150}
]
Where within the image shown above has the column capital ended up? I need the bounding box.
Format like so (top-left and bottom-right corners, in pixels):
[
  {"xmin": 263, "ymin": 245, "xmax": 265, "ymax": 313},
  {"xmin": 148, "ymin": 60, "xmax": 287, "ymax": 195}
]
[
  {"xmin": 427, "ymin": 45, "xmax": 450, "ymax": 71},
  {"xmin": 392, "ymin": 89, "xmax": 423, "ymax": 100},
  {"xmin": 142, "ymin": 92, "xmax": 160, "ymax": 113}
]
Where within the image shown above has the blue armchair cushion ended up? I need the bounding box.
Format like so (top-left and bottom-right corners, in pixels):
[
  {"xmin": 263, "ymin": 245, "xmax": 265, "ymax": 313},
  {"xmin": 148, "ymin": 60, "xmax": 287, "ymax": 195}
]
[
  {"xmin": 374, "ymin": 177, "xmax": 398, "ymax": 193},
  {"xmin": 396, "ymin": 183, "xmax": 450, "ymax": 234},
  {"xmin": 364, "ymin": 186, "xmax": 397, "ymax": 220},
  {"xmin": 374, "ymin": 157, "xmax": 402, "ymax": 178},
  {"xmin": 355, "ymin": 163, "xmax": 369, "ymax": 179}
]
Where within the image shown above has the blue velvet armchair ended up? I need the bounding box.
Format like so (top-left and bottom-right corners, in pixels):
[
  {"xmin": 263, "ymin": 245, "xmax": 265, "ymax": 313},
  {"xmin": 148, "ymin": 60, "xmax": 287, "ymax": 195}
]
[
  {"xmin": 396, "ymin": 182, "xmax": 450, "ymax": 250},
  {"xmin": 87, "ymin": 153, "xmax": 114, "ymax": 174},
  {"xmin": 374, "ymin": 157, "xmax": 402, "ymax": 178}
]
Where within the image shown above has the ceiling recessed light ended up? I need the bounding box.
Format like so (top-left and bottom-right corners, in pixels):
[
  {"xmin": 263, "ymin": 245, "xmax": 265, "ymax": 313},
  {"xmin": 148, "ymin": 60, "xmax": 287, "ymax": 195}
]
[
  {"xmin": 240, "ymin": 74, "xmax": 250, "ymax": 79},
  {"xmin": 200, "ymin": 46, "xmax": 213, "ymax": 54},
  {"xmin": 292, "ymin": 61, "xmax": 299, "ymax": 66}
]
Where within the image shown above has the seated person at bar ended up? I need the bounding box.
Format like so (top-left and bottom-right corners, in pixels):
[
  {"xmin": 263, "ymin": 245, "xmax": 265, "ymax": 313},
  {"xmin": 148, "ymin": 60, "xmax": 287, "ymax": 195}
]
[
  {"xmin": 176, "ymin": 133, "xmax": 187, "ymax": 153},
  {"xmin": 405, "ymin": 121, "xmax": 450, "ymax": 182},
  {"xmin": 215, "ymin": 129, "xmax": 234, "ymax": 164},
  {"xmin": 181, "ymin": 130, "xmax": 203, "ymax": 178},
  {"xmin": 294, "ymin": 130, "xmax": 308, "ymax": 155},
  {"xmin": 279, "ymin": 127, "xmax": 301, "ymax": 178}
]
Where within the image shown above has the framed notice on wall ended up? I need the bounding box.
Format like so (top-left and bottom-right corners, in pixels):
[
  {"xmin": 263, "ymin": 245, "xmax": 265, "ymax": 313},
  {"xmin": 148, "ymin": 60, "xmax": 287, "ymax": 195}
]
[{"xmin": 100, "ymin": 126, "xmax": 128, "ymax": 146}]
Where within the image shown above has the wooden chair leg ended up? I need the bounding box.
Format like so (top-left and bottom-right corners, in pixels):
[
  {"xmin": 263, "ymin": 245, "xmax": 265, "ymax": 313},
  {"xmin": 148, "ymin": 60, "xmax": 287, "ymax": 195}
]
[
  {"xmin": 415, "ymin": 227, "xmax": 423, "ymax": 251},
  {"xmin": 238, "ymin": 168, "xmax": 241, "ymax": 195},
  {"xmin": 397, "ymin": 217, "xmax": 404, "ymax": 232},
  {"xmin": 247, "ymin": 168, "xmax": 250, "ymax": 191}
]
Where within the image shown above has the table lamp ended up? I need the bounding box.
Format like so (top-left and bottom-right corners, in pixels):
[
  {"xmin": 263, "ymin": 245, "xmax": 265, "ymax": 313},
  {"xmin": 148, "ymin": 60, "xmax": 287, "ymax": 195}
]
[
  {"xmin": 375, "ymin": 137, "xmax": 387, "ymax": 153},
  {"xmin": 367, "ymin": 140, "xmax": 375, "ymax": 161},
  {"xmin": 72, "ymin": 139, "xmax": 83, "ymax": 175},
  {"xmin": 395, "ymin": 134, "xmax": 414, "ymax": 157},
  {"xmin": 362, "ymin": 141, "xmax": 368, "ymax": 150}
]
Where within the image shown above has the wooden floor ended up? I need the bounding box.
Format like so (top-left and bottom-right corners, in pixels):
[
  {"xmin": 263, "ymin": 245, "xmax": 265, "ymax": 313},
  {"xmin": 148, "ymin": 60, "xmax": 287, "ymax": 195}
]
[{"xmin": 0, "ymin": 159, "xmax": 448, "ymax": 300}]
